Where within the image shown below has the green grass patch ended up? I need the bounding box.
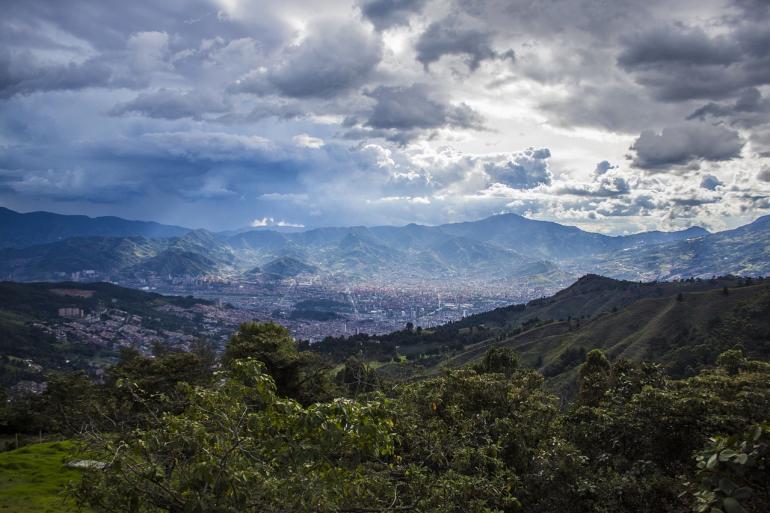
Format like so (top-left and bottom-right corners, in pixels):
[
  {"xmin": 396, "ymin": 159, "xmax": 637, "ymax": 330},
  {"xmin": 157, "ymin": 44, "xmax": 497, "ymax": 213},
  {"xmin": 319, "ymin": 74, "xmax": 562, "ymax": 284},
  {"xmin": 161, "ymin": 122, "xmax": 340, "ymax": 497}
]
[{"xmin": 0, "ymin": 440, "xmax": 84, "ymax": 513}]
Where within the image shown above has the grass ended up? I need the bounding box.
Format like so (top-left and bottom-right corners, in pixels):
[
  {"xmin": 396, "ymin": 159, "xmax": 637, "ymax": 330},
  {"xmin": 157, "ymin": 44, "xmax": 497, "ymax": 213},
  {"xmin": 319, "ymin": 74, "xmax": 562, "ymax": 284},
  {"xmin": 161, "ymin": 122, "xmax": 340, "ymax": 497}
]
[{"xmin": 0, "ymin": 441, "xmax": 84, "ymax": 513}]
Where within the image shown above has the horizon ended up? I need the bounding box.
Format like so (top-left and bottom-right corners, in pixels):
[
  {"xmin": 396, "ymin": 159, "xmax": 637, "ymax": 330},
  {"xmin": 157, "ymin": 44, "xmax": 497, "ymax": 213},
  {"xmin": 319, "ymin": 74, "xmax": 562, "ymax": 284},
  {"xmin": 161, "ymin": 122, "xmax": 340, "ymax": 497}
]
[
  {"xmin": 5, "ymin": 203, "xmax": 754, "ymax": 237},
  {"xmin": 2, "ymin": 0, "xmax": 770, "ymax": 234}
]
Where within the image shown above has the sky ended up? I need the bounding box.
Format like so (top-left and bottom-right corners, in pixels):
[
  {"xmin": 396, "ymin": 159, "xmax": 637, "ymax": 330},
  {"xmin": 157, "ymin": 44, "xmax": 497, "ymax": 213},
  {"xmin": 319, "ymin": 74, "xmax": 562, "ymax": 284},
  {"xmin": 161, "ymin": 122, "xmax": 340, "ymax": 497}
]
[{"xmin": 1, "ymin": 0, "xmax": 770, "ymax": 234}]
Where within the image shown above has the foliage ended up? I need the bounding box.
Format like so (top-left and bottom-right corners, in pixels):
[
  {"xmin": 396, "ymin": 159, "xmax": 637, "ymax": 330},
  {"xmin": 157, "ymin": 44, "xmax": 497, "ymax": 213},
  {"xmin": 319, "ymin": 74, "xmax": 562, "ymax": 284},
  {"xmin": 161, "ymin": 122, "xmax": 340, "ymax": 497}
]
[
  {"xmin": 577, "ymin": 349, "xmax": 611, "ymax": 406},
  {"xmin": 2, "ymin": 323, "xmax": 769, "ymax": 513},
  {"xmin": 335, "ymin": 356, "xmax": 380, "ymax": 397},
  {"xmin": 473, "ymin": 346, "xmax": 519, "ymax": 376},
  {"xmin": 223, "ymin": 322, "xmax": 336, "ymax": 404},
  {"xmin": 74, "ymin": 359, "xmax": 399, "ymax": 513},
  {"xmin": 393, "ymin": 369, "xmax": 586, "ymax": 512},
  {"xmin": 685, "ymin": 424, "xmax": 770, "ymax": 513}
]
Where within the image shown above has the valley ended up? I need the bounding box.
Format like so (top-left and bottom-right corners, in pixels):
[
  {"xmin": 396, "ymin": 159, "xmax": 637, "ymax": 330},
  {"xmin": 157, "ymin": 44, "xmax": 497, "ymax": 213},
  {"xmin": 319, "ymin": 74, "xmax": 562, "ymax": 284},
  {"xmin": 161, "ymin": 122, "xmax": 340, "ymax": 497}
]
[{"xmin": 3, "ymin": 207, "xmax": 769, "ymax": 343}]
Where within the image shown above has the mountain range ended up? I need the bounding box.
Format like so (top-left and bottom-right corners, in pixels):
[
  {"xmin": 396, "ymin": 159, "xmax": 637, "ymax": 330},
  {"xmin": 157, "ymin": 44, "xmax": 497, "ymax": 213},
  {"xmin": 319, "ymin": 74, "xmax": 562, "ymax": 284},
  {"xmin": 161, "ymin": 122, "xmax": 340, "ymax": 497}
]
[{"xmin": 1, "ymin": 206, "xmax": 768, "ymax": 285}]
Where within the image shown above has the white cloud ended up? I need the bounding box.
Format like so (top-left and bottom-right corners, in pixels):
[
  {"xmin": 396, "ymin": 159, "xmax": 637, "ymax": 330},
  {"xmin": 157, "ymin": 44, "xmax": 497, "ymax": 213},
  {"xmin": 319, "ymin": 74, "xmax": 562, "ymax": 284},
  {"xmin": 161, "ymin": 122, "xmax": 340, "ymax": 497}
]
[
  {"xmin": 292, "ymin": 133, "xmax": 325, "ymax": 148},
  {"xmin": 251, "ymin": 217, "xmax": 305, "ymax": 228}
]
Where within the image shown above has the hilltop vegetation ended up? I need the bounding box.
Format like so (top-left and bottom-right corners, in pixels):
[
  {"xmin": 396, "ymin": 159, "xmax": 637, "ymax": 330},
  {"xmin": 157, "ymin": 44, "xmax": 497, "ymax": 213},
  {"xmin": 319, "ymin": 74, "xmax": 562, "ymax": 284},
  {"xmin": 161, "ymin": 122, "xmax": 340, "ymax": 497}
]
[
  {"xmin": 1, "ymin": 276, "xmax": 769, "ymax": 513},
  {"xmin": 1, "ymin": 320, "xmax": 768, "ymax": 513}
]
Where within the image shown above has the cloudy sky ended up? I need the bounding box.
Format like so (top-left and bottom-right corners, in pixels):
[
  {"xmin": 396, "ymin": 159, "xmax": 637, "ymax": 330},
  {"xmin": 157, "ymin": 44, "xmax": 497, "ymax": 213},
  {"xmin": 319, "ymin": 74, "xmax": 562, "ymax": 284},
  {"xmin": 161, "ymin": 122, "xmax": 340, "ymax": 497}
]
[{"xmin": 2, "ymin": 0, "xmax": 770, "ymax": 233}]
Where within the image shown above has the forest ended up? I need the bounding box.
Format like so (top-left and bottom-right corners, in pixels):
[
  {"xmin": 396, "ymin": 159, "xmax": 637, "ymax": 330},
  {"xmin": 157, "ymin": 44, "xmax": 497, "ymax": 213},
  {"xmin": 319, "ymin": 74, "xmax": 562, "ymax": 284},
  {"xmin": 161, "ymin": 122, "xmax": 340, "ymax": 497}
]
[{"xmin": 1, "ymin": 319, "xmax": 769, "ymax": 513}]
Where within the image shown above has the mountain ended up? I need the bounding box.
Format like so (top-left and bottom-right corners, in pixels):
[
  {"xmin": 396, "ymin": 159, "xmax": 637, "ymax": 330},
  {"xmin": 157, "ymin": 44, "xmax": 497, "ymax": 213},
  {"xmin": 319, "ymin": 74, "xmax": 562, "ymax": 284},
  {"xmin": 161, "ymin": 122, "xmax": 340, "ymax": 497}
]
[
  {"xmin": 127, "ymin": 249, "xmax": 218, "ymax": 277},
  {"xmin": 438, "ymin": 213, "xmax": 708, "ymax": 259},
  {"xmin": 450, "ymin": 276, "xmax": 770, "ymax": 394},
  {"xmin": 223, "ymin": 213, "xmax": 711, "ymax": 283},
  {"xmin": 261, "ymin": 257, "xmax": 318, "ymax": 277},
  {"xmin": 0, "ymin": 234, "xmax": 230, "ymax": 281},
  {"xmin": 0, "ymin": 207, "xmax": 189, "ymax": 248},
  {"xmin": 0, "ymin": 237, "xmax": 160, "ymax": 280},
  {"xmin": 2, "ymin": 207, "xmax": 766, "ymax": 287},
  {"xmin": 593, "ymin": 215, "xmax": 770, "ymax": 280}
]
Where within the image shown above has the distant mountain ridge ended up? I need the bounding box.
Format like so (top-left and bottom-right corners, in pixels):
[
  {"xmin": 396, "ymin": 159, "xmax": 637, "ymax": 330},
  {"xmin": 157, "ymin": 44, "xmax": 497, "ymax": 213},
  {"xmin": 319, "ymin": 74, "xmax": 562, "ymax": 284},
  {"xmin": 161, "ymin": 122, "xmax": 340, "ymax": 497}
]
[
  {"xmin": 0, "ymin": 207, "xmax": 189, "ymax": 248},
  {"xmin": 1, "ymin": 206, "xmax": 767, "ymax": 285}
]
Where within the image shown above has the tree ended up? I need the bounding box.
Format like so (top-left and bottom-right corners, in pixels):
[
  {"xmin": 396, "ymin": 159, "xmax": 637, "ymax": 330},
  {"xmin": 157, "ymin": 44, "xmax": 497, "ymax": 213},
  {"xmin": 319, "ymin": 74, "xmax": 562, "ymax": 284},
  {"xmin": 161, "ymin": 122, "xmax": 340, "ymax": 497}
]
[
  {"xmin": 335, "ymin": 356, "xmax": 380, "ymax": 397},
  {"xmin": 394, "ymin": 368, "xmax": 584, "ymax": 512},
  {"xmin": 105, "ymin": 346, "xmax": 215, "ymax": 429},
  {"xmin": 685, "ymin": 424, "xmax": 770, "ymax": 513},
  {"xmin": 74, "ymin": 359, "xmax": 400, "ymax": 513},
  {"xmin": 716, "ymin": 347, "xmax": 746, "ymax": 375},
  {"xmin": 578, "ymin": 349, "xmax": 611, "ymax": 406},
  {"xmin": 39, "ymin": 371, "xmax": 100, "ymax": 434},
  {"xmin": 473, "ymin": 346, "xmax": 519, "ymax": 377},
  {"xmin": 223, "ymin": 322, "xmax": 335, "ymax": 404}
]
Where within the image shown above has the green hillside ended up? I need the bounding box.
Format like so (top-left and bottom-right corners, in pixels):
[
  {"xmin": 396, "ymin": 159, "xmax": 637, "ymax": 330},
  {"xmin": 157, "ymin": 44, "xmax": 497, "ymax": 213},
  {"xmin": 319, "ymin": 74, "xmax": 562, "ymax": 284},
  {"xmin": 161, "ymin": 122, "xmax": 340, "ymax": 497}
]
[
  {"xmin": 127, "ymin": 249, "xmax": 217, "ymax": 276},
  {"xmin": 0, "ymin": 441, "xmax": 83, "ymax": 513},
  {"xmin": 439, "ymin": 278, "xmax": 770, "ymax": 394},
  {"xmin": 307, "ymin": 275, "xmax": 769, "ymax": 394},
  {"xmin": 0, "ymin": 282, "xmax": 211, "ymax": 387}
]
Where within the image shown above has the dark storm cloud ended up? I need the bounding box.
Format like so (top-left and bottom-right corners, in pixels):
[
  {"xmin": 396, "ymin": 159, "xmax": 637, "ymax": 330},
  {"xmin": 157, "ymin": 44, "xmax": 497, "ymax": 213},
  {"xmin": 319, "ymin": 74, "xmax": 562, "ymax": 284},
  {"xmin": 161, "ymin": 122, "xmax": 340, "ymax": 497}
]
[
  {"xmin": 3, "ymin": 0, "xmax": 770, "ymax": 231},
  {"xmin": 758, "ymin": 168, "xmax": 770, "ymax": 182},
  {"xmin": 618, "ymin": 21, "xmax": 770, "ymax": 102},
  {"xmin": 365, "ymin": 84, "xmax": 485, "ymax": 131},
  {"xmin": 231, "ymin": 21, "xmax": 382, "ymax": 99},
  {"xmin": 483, "ymin": 148, "xmax": 552, "ymax": 189},
  {"xmin": 359, "ymin": 0, "xmax": 428, "ymax": 30},
  {"xmin": 537, "ymin": 83, "xmax": 687, "ymax": 134},
  {"xmin": 687, "ymin": 88, "xmax": 770, "ymax": 128},
  {"xmin": 630, "ymin": 122, "xmax": 744, "ymax": 170},
  {"xmin": 618, "ymin": 26, "xmax": 739, "ymax": 68},
  {"xmin": 415, "ymin": 17, "xmax": 513, "ymax": 71},
  {"xmin": 0, "ymin": 52, "xmax": 112, "ymax": 99},
  {"xmin": 110, "ymin": 89, "xmax": 231, "ymax": 120}
]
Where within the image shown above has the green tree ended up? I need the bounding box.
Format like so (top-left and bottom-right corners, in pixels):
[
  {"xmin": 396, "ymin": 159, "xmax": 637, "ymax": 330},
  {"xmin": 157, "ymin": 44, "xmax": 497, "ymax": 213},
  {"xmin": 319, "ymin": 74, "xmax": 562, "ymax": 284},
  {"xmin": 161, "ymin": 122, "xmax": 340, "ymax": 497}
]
[
  {"xmin": 578, "ymin": 349, "xmax": 611, "ymax": 406},
  {"xmin": 473, "ymin": 346, "xmax": 519, "ymax": 377},
  {"xmin": 223, "ymin": 322, "xmax": 335, "ymax": 404},
  {"xmin": 335, "ymin": 356, "xmax": 380, "ymax": 397},
  {"xmin": 716, "ymin": 347, "xmax": 747, "ymax": 375},
  {"xmin": 74, "ymin": 359, "xmax": 400, "ymax": 513},
  {"xmin": 394, "ymin": 368, "xmax": 585, "ymax": 512},
  {"xmin": 104, "ymin": 346, "xmax": 214, "ymax": 429}
]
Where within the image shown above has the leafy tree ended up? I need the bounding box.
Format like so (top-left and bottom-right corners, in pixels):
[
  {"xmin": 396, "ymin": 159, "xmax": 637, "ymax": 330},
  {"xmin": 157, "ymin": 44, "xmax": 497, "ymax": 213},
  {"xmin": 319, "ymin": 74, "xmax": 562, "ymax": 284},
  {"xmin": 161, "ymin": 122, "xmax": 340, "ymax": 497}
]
[
  {"xmin": 578, "ymin": 349, "xmax": 611, "ymax": 406},
  {"xmin": 394, "ymin": 369, "xmax": 585, "ymax": 512},
  {"xmin": 74, "ymin": 359, "xmax": 399, "ymax": 513},
  {"xmin": 223, "ymin": 322, "xmax": 335, "ymax": 404},
  {"xmin": 685, "ymin": 424, "xmax": 770, "ymax": 513},
  {"xmin": 335, "ymin": 356, "xmax": 380, "ymax": 397},
  {"xmin": 104, "ymin": 346, "xmax": 214, "ymax": 429},
  {"xmin": 716, "ymin": 348, "xmax": 747, "ymax": 375},
  {"xmin": 473, "ymin": 346, "xmax": 519, "ymax": 377},
  {"xmin": 38, "ymin": 370, "xmax": 100, "ymax": 434}
]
